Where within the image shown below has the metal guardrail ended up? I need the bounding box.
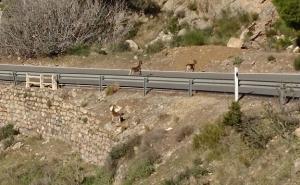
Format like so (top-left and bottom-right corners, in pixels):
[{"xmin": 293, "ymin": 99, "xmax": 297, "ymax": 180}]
[{"xmin": 0, "ymin": 64, "xmax": 300, "ymax": 98}]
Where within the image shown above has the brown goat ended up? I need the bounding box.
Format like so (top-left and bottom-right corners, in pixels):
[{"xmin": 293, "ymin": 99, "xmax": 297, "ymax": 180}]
[
  {"xmin": 129, "ymin": 60, "xmax": 142, "ymax": 75},
  {"xmin": 109, "ymin": 105, "xmax": 124, "ymax": 123},
  {"xmin": 185, "ymin": 60, "xmax": 197, "ymax": 72}
]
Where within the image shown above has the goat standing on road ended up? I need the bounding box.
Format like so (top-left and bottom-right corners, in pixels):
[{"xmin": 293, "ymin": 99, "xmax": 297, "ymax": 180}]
[{"xmin": 129, "ymin": 60, "xmax": 142, "ymax": 75}]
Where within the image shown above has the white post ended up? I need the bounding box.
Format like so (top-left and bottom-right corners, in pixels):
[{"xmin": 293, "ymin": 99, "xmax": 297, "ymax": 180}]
[{"xmin": 234, "ymin": 67, "xmax": 239, "ymax": 102}]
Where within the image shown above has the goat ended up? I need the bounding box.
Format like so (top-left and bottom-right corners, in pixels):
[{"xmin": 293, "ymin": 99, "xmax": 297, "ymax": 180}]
[
  {"xmin": 129, "ymin": 60, "xmax": 142, "ymax": 75},
  {"xmin": 185, "ymin": 60, "xmax": 197, "ymax": 72},
  {"xmin": 109, "ymin": 104, "xmax": 124, "ymax": 123}
]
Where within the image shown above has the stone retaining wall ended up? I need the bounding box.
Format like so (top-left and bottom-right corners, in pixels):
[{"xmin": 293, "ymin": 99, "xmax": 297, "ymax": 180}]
[{"xmin": 0, "ymin": 87, "xmax": 114, "ymax": 165}]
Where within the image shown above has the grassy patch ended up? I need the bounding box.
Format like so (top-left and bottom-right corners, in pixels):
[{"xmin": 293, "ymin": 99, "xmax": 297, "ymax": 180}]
[
  {"xmin": 82, "ymin": 168, "xmax": 114, "ymax": 185},
  {"xmin": 232, "ymin": 56, "xmax": 244, "ymax": 66},
  {"xmin": 146, "ymin": 40, "xmax": 166, "ymax": 54},
  {"xmin": 172, "ymin": 29, "xmax": 210, "ymax": 47},
  {"xmin": 222, "ymin": 102, "xmax": 242, "ymax": 127},
  {"xmin": 110, "ymin": 42, "xmax": 130, "ymax": 53},
  {"xmin": 187, "ymin": 1, "xmax": 197, "ymax": 11},
  {"xmin": 193, "ymin": 123, "xmax": 225, "ymax": 150},
  {"xmin": 110, "ymin": 136, "xmax": 141, "ymax": 162},
  {"xmin": 67, "ymin": 44, "xmax": 90, "ymax": 56},
  {"xmin": 0, "ymin": 124, "xmax": 18, "ymax": 141}
]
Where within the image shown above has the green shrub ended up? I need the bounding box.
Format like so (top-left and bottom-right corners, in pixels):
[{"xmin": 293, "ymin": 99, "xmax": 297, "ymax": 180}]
[
  {"xmin": 123, "ymin": 151, "xmax": 159, "ymax": 185},
  {"xmin": 193, "ymin": 123, "xmax": 225, "ymax": 150},
  {"xmin": 273, "ymin": 0, "xmax": 300, "ymax": 30},
  {"xmin": 127, "ymin": 0, "xmax": 160, "ymax": 15},
  {"xmin": 110, "ymin": 42, "xmax": 130, "ymax": 53},
  {"xmin": 294, "ymin": 56, "xmax": 300, "ymax": 71},
  {"xmin": 127, "ymin": 22, "xmax": 143, "ymax": 39},
  {"xmin": 222, "ymin": 102, "xmax": 242, "ymax": 127},
  {"xmin": 105, "ymin": 84, "xmax": 120, "ymax": 96},
  {"xmin": 146, "ymin": 40, "xmax": 165, "ymax": 54},
  {"xmin": 232, "ymin": 56, "xmax": 244, "ymax": 66},
  {"xmin": 0, "ymin": 124, "xmax": 18, "ymax": 141},
  {"xmin": 3, "ymin": 136, "xmax": 15, "ymax": 149},
  {"xmin": 166, "ymin": 17, "xmax": 180, "ymax": 34},
  {"xmin": 110, "ymin": 136, "xmax": 141, "ymax": 161},
  {"xmin": 82, "ymin": 168, "xmax": 114, "ymax": 185},
  {"xmin": 172, "ymin": 29, "xmax": 210, "ymax": 47},
  {"xmin": 67, "ymin": 44, "xmax": 90, "ymax": 56},
  {"xmin": 212, "ymin": 9, "xmax": 254, "ymax": 44}
]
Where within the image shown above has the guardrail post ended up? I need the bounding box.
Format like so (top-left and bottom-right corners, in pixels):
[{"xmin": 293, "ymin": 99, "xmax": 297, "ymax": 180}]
[
  {"xmin": 12, "ymin": 72, "xmax": 17, "ymax": 86},
  {"xmin": 143, "ymin": 77, "xmax": 148, "ymax": 96},
  {"xmin": 188, "ymin": 79, "xmax": 193, "ymax": 96},
  {"xmin": 279, "ymin": 83, "xmax": 286, "ymax": 109},
  {"xmin": 234, "ymin": 67, "xmax": 239, "ymax": 102},
  {"xmin": 99, "ymin": 75, "xmax": 103, "ymax": 92}
]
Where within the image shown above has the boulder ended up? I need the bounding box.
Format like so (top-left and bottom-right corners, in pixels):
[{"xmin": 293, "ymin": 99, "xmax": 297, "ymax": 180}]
[
  {"xmin": 125, "ymin": 40, "xmax": 139, "ymax": 52},
  {"xmin": 227, "ymin": 37, "xmax": 244, "ymax": 48},
  {"xmin": 177, "ymin": 28, "xmax": 187, "ymax": 36},
  {"xmin": 293, "ymin": 46, "xmax": 300, "ymax": 53},
  {"xmin": 286, "ymin": 45, "xmax": 294, "ymax": 53},
  {"xmin": 294, "ymin": 127, "xmax": 300, "ymax": 138}
]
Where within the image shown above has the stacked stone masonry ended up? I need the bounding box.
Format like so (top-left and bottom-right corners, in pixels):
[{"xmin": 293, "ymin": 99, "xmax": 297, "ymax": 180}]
[{"xmin": 0, "ymin": 87, "xmax": 114, "ymax": 165}]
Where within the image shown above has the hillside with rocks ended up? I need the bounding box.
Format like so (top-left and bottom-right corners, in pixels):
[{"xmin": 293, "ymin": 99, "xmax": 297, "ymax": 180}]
[{"xmin": 0, "ymin": 0, "xmax": 300, "ymax": 185}]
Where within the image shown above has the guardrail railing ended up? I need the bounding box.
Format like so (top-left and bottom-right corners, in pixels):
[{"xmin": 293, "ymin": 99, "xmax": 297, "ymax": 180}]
[{"xmin": 0, "ymin": 65, "xmax": 299, "ymax": 101}]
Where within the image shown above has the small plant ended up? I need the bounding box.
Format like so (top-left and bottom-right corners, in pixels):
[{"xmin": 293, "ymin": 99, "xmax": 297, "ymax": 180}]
[
  {"xmin": 110, "ymin": 42, "xmax": 130, "ymax": 53},
  {"xmin": 166, "ymin": 17, "xmax": 180, "ymax": 34},
  {"xmin": 0, "ymin": 124, "xmax": 18, "ymax": 141},
  {"xmin": 233, "ymin": 56, "xmax": 244, "ymax": 66},
  {"xmin": 172, "ymin": 29, "xmax": 210, "ymax": 47},
  {"xmin": 105, "ymin": 84, "xmax": 120, "ymax": 96},
  {"xmin": 188, "ymin": 1, "xmax": 197, "ymax": 11},
  {"xmin": 193, "ymin": 123, "xmax": 225, "ymax": 150},
  {"xmin": 67, "ymin": 44, "xmax": 90, "ymax": 56},
  {"xmin": 294, "ymin": 56, "xmax": 300, "ymax": 71},
  {"xmin": 82, "ymin": 167, "xmax": 114, "ymax": 185},
  {"xmin": 3, "ymin": 136, "xmax": 15, "ymax": 149},
  {"xmin": 146, "ymin": 40, "xmax": 165, "ymax": 54},
  {"xmin": 222, "ymin": 102, "xmax": 242, "ymax": 127},
  {"xmin": 175, "ymin": 125, "xmax": 194, "ymax": 142},
  {"xmin": 267, "ymin": 55, "xmax": 276, "ymax": 62},
  {"xmin": 123, "ymin": 150, "xmax": 159, "ymax": 185},
  {"xmin": 126, "ymin": 22, "xmax": 142, "ymax": 39},
  {"xmin": 82, "ymin": 117, "xmax": 88, "ymax": 124},
  {"xmin": 110, "ymin": 135, "xmax": 141, "ymax": 161}
]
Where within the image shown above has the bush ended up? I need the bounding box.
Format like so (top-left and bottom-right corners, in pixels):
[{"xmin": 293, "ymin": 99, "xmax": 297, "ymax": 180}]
[
  {"xmin": 123, "ymin": 150, "xmax": 159, "ymax": 185},
  {"xmin": 110, "ymin": 136, "xmax": 141, "ymax": 161},
  {"xmin": 67, "ymin": 44, "xmax": 90, "ymax": 56},
  {"xmin": 232, "ymin": 56, "xmax": 244, "ymax": 66},
  {"xmin": 110, "ymin": 42, "xmax": 130, "ymax": 53},
  {"xmin": 193, "ymin": 123, "xmax": 225, "ymax": 150},
  {"xmin": 172, "ymin": 29, "xmax": 210, "ymax": 47},
  {"xmin": 273, "ymin": 0, "xmax": 300, "ymax": 30},
  {"xmin": 212, "ymin": 9, "xmax": 254, "ymax": 44},
  {"xmin": 222, "ymin": 102, "xmax": 242, "ymax": 127},
  {"xmin": 105, "ymin": 84, "xmax": 120, "ymax": 96},
  {"xmin": 82, "ymin": 168, "xmax": 114, "ymax": 185},
  {"xmin": 3, "ymin": 136, "xmax": 15, "ymax": 149},
  {"xmin": 166, "ymin": 17, "xmax": 180, "ymax": 34},
  {"xmin": 0, "ymin": 124, "xmax": 18, "ymax": 141},
  {"xmin": 0, "ymin": 0, "xmax": 130, "ymax": 57},
  {"xmin": 146, "ymin": 40, "xmax": 165, "ymax": 54},
  {"xmin": 294, "ymin": 56, "xmax": 300, "ymax": 71},
  {"xmin": 126, "ymin": 0, "xmax": 160, "ymax": 15}
]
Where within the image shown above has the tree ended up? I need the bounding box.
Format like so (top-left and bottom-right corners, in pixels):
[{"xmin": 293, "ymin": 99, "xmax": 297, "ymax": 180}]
[
  {"xmin": 0, "ymin": 0, "xmax": 131, "ymax": 57},
  {"xmin": 273, "ymin": 0, "xmax": 300, "ymax": 30}
]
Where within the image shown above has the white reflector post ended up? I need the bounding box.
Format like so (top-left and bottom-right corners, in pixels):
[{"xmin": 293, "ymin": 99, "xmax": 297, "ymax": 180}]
[{"xmin": 234, "ymin": 67, "xmax": 239, "ymax": 102}]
